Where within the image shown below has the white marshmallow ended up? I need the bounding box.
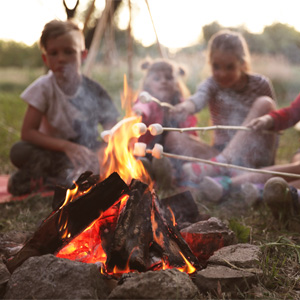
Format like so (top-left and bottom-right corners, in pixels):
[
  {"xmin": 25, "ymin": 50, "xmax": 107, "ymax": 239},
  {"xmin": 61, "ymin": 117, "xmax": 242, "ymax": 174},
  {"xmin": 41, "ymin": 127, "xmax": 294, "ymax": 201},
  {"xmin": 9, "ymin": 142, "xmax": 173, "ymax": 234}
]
[
  {"xmin": 133, "ymin": 142, "xmax": 147, "ymax": 157},
  {"xmin": 149, "ymin": 123, "xmax": 163, "ymax": 136},
  {"xmin": 139, "ymin": 91, "xmax": 152, "ymax": 103},
  {"xmin": 132, "ymin": 123, "xmax": 148, "ymax": 136},
  {"xmin": 101, "ymin": 130, "xmax": 111, "ymax": 143},
  {"xmin": 152, "ymin": 144, "xmax": 164, "ymax": 159}
]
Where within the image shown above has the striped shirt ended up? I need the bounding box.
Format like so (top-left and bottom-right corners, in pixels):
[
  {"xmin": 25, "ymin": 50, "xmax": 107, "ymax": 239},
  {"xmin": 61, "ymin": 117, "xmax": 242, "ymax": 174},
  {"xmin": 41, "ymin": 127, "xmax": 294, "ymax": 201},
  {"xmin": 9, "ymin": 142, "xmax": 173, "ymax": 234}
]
[{"xmin": 189, "ymin": 73, "xmax": 276, "ymax": 148}]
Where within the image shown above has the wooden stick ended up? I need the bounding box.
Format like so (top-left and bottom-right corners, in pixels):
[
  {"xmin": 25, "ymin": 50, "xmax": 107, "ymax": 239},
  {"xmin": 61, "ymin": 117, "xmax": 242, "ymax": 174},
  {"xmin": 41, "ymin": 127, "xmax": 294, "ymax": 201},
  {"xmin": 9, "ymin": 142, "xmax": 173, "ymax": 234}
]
[
  {"xmin": 146, "ymin": 150, "xmax": 300, "ymax": 179},
  {"xmin": 139, "ymin": 92, "xmax": 174, "ymax": 109},
  {"xmin": 83, "ymin": 0, "xmax": 113, "ymax": 76},
  {"xmin": 152, "ymin": 99, "xmax": 174, "ymax": 109},
  {"xmin": 145, "ymin": 0, "xmax": 168, "ymax": 59},
  {"xmin": 162, "ymin": 125, "xmax": 275, "ymax": 135}
]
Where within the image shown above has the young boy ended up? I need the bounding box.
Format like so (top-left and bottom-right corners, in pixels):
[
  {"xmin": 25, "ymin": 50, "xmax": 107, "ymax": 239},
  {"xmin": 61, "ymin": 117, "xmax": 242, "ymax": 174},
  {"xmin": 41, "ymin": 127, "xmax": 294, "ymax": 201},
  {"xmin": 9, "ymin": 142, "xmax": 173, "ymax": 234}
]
[{"xmin": 8, "ymin": 19, "xmax": 119, "ymax": 196}]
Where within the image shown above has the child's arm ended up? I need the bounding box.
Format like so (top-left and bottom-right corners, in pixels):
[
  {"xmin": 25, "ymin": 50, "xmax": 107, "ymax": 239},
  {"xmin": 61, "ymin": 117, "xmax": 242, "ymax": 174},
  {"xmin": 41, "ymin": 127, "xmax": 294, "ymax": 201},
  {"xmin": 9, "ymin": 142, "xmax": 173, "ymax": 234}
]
[
  {"xmin": 248, "ymin": 93, "xmax": 300, "ymax": 132},
  {"xmin": 21, "ymin": 105, "xmax": 96, "ymax": 169},
  {"xmin": 170, "ymin": 100, "xmax": 196, "ymax": 122}
]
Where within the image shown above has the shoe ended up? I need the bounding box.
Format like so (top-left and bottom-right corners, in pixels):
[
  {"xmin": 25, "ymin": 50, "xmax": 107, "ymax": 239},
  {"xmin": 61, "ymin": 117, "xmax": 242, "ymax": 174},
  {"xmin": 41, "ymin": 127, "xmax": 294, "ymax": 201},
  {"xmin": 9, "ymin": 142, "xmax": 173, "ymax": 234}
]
[
  {"xmin": 199, "ymin": 176, "xmax": 223, "ymax": 202},
  {"xmin": 263, "ymin": 177, "xmax": 299, "ymax": 221},
  {"xmin": 198, "ymin": 176, "xmax": 232, "ymax": 203},
  {"xmin": 241, "ymin": 183, "xmax": 264, "ymax": 206},
  {"xmin": 182, "ymin": 159, "xmax": 227, "ymax": 184},
  {"xmin": 8, "ymin": 170, "xmax": 54, "ymax": 196}
]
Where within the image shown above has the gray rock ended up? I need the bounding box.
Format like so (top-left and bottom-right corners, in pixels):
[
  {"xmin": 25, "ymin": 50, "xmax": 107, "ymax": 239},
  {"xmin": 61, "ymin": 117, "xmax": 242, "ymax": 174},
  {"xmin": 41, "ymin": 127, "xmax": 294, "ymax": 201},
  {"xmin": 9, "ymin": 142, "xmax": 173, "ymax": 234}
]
[
  {"xmin": 0, "ymin": 259, "xmax": 10, "ymax": 298},
  {"xmin": 194, "ymin": 264, "xmax": 261, "ymax": 296},
  {"xmin": 208, "ymin": 243, "xmax": 262, "ymax": 268},
  {"xmin": 180, "ymin": 217, "xmax": 237, "ymax": 262},
  {"xmin": 3, "ymin": 254, "xmax": 112, "ymax": 299},
  {"xmin": 108, "ymin": 268, "xmax": 200, "ymax": 299}
]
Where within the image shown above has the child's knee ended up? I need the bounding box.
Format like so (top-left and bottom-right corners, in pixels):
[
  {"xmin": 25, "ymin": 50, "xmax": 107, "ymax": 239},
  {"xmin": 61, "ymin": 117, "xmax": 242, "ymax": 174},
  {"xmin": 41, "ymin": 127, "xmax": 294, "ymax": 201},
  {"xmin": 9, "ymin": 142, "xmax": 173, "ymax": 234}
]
[
  {"xmin": 10, "ymin": 141, "xmax": 37, "ymax": 168},
  {"xmin": 253, "ymin": 96, "xmax": 276, "ymax": 114}
]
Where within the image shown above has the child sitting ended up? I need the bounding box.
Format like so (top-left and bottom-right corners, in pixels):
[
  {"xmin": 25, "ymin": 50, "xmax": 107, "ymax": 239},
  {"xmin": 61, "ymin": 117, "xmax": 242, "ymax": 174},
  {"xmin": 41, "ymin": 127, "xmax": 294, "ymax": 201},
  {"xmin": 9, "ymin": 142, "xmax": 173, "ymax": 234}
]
[
  {"xmin": 198, "ymin": 92, "xmax": 300, "ymax": 225},
  {"xmin": 8, "ymin": 19, "xmax": 119, "ymax": 196},
  {"xmin": 170, "ymin": 30, "xmax": 278, "ymax": 186},
  {"xmin": 133, "ymin": 58, "xmax": 213, "ymax": 187}
]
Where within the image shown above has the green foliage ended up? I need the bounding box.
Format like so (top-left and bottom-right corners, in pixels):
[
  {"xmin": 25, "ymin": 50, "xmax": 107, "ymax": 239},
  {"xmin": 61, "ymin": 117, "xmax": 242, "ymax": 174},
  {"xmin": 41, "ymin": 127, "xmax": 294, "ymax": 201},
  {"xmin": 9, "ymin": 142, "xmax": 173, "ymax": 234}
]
[
  {"xmin": 228, "ymin": 218, "xmax": 250, "ymax": 243},
  {"xmin": 2, "ymin": 21, "xmax": 300, "ymax": 68},
  {"xmin": 0, "ymin": 92, "xmax": 26, "ymax": 173},
  {"xmin": 263, "ymin": 23, "xmax": 300, "ymax": 63},
  {"xmin": 0, "ymin": 41, "xmax": 42, "ymax": 68},
  {"xmin": 202, "ymin": 21, "xmax": 222, "ymax": 43},
  {"xmin": 258, "ymin": 236, "xmax": 300, "ymax": 296},
  {"xmin": 201, "ymin": 22, "xmax": 300, "ymax": 65}
]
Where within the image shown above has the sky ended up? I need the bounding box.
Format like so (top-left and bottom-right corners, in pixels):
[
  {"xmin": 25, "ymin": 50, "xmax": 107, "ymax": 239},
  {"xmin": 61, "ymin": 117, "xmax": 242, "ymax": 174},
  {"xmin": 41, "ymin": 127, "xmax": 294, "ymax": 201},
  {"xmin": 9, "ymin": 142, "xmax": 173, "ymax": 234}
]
[{"xmin": 0, "ymin": 0, "xmax": 300, "ymax": 50}]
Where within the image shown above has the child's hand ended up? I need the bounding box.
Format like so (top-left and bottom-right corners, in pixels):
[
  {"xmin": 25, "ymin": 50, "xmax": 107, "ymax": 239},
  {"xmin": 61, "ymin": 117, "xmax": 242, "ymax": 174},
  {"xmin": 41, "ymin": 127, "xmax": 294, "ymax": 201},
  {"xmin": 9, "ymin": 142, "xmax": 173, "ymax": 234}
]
[
  {"xmin": 64, "ymin": 142, "xmax": 98, "ymax": 171},
  {"xmin": 170, "ymin": 101, "xmax": 196, "ymax": 122},
  {"xmin": 247, "ymin": 114, "xmax": 274, "ymax": 131}
]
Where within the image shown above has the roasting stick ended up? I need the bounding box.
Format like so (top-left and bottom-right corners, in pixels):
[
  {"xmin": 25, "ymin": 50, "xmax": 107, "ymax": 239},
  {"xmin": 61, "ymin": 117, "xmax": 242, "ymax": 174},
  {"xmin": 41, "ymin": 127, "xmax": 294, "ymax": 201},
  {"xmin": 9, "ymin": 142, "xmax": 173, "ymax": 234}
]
[
  {"xmin": 147, "ymin": 123, "xmax": 274, "ymax": 136},
  {"xmin": 139, "ymin": 91, "xmax": 174, "ymax": 109},
  {"xmin": 101, "ymin": 116, "xmax": 140, "ymax": 142},
  {"xmin": 133, "ymin": 143, "xmax": 300, "ymax": 179}
]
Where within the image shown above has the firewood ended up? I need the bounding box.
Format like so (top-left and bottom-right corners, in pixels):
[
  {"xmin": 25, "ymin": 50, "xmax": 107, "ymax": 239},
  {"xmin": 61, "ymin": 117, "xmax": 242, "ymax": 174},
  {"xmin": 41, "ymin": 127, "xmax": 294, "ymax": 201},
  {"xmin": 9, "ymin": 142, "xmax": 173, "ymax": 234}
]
[
  {"xmin": 106, "ymin": 180, "xmax": 201, "ymax": 273},
  {"xmin": 106, "ymin": 179, "xmax": 151, "ymax": 272},
  {"xmin": 6, "ymin": 172, "xmax": 128, "ymax": 273},
  {"xmin": 160, "ymin": 190, "xmax": 203, "ymax": 229}
]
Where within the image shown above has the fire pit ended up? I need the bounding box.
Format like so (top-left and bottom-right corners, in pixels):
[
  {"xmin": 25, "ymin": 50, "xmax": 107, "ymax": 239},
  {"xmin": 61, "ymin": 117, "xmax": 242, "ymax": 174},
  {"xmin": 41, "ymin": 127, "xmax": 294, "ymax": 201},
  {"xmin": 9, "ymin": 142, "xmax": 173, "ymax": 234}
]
[
  {"xmin": 5, "ymin": 114, "xmax": 204, "ymax": 276},
  {"xmin": 6, "ymin": 171, "xmax": 202, "ymax": 275}
]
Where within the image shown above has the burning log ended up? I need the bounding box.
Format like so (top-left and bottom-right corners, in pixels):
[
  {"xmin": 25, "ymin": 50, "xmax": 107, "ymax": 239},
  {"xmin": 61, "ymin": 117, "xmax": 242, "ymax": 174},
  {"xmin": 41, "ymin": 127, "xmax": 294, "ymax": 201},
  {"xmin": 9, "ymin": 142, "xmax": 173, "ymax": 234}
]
[
  {"xmin": 106, "ymin": 179, "xmax": 201, "ymax": 273},
  {"xmin": 106, "ymin": 179, "xmax": 151, "ymax": 272},
  {"xmin": 6, "ymin": 172, "xmax": 128, "ymax": 273},
  {"xmin": 160, "ymin": 190, "xmax": 206, "ymax": 229},
  {"xmin": 6, "ymin": 170, "xmax": 202, "ymax": 277}
]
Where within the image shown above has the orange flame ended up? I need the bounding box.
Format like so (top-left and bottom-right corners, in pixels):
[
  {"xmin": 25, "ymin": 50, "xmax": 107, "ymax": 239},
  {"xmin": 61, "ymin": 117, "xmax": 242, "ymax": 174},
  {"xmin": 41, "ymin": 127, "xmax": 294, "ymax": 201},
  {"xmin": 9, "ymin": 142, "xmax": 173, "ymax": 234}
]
[
  {"xmin": 100, "ymin": 75, "xmax": 152, "ymax": 187},
  {"xmin": 151, "ymin": 206, "xmax": 164, "ymax": 247},
  {"xmin": 177, "ymin": 251, "xmax": 196, "ymax": 274},
  {"xmin": 167, "ymin": 206, "xmax": 177, "ymax": 227},
  {"xmin": 56, "ymin": 208, "xmax": 114, "ymax": 264}
]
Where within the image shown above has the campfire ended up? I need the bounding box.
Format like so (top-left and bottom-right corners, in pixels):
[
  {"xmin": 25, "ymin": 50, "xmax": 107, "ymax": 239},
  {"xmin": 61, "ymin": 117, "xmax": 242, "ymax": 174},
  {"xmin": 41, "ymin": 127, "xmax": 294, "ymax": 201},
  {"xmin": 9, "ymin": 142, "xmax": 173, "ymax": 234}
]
[{"xmin": 5, "ymin": 86, "xmax": 204, "ymax": 277}]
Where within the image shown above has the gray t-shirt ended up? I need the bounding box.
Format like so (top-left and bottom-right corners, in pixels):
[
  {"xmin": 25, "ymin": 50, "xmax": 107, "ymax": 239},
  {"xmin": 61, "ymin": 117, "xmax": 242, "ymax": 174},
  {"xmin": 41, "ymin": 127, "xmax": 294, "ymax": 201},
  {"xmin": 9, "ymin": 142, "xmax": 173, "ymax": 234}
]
[
  {"xmin": 189, "ymin": 73, "xmax": 276, "ymax": 148},
  {"xmin": 21, "ymin": 70, "xmax": 119, "ymax": 149}
]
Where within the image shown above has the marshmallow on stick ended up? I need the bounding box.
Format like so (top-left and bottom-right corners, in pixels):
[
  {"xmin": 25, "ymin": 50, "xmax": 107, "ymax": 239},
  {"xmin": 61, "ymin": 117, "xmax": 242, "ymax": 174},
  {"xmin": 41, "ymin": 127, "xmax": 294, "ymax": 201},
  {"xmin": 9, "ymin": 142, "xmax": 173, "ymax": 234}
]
[
  {"xmin": 139, "ymin": 91, "xmax": 174, "ymax": 109},
  {"xmin": 148, "ymin": 123, "xmax": 274, "ymax": 136},
  {"xmin": 133, "ymin": 142, "xmax": 300, "ymax": 179},
  {"xmin": 101, "ymin": 116, "xmax": 139, "ymax": 142}
]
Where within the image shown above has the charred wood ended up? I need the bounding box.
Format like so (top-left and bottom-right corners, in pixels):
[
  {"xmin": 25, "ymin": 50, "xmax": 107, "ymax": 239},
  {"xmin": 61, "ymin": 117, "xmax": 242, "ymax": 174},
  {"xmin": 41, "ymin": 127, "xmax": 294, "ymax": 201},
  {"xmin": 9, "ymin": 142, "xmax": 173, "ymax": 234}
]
[
  {"xmin": 6, "ymin": 172, "xmax": 128, "ymax": 273},
  {"xmin": 106, "ymin": 180, "xmax": 201, "ymax": 272}
]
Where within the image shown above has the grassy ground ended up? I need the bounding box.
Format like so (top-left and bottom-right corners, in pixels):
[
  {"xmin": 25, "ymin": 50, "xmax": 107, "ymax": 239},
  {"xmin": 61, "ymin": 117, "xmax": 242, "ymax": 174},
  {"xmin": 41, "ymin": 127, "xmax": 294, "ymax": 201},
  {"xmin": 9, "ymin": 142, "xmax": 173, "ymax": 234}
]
[{"xmin": 0, "ymin": 55, "xmax": 300, "ymax": 298}]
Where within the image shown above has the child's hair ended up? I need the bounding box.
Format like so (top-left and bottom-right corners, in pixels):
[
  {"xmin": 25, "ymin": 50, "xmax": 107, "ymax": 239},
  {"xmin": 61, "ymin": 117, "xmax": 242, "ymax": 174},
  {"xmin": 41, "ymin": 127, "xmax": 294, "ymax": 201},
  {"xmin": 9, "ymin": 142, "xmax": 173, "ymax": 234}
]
[
  {"xmin": 39, "ymin": 19, "xmax": 85, "ymax": 52},
  {"xmin": 140, "ymin": 58, "xmax": 190, "ymax": 103},
  {"xmin": 207, "ymin": 30, "xmax": 251, "ymax": 72}
]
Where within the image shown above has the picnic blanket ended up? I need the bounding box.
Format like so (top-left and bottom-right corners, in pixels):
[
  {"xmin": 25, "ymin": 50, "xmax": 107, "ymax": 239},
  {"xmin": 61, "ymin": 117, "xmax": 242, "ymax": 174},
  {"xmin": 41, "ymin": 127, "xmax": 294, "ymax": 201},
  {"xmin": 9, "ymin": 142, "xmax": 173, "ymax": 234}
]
[{"xmin": 0, "ymin": 175, "xmax": 54, "ymax": 203}]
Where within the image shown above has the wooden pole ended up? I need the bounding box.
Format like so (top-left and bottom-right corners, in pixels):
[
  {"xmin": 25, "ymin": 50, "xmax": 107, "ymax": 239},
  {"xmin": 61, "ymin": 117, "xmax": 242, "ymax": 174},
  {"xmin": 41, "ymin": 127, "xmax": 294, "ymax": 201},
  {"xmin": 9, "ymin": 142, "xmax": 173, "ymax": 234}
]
[
  {"xmin": 144, "ymin": 0, "xmax": 167, "ymax": 59},
  {"xmin": 127, "ymin": 0, "xmax": 134, "ymax": 88},
  {"xmin": 83, "ymin": 0, "xmax": 113, "ymax": 77},
  {"xmin": 83, "ymin": 0, "xmax": 96, "ymax": 34}
]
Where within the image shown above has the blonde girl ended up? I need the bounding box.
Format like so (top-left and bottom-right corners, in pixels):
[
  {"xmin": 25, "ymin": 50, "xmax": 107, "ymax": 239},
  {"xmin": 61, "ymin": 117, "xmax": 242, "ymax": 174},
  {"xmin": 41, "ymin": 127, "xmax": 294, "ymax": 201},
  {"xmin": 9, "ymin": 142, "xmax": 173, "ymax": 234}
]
[{"xmin": 171, "ymin": 30, "xmax": 277, "ymax": 185}]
